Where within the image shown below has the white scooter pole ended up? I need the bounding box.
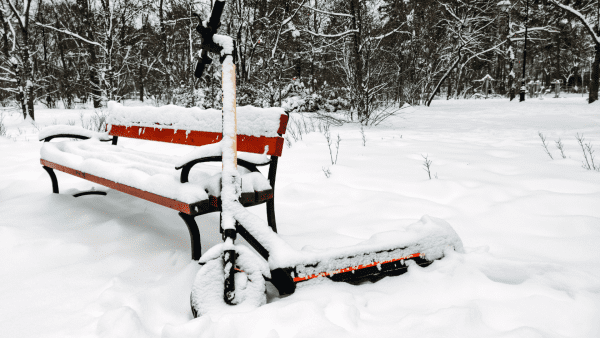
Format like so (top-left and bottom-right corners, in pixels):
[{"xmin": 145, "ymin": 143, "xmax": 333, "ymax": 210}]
[{"xmin": 221, "ymin": 54, "xmax": 240, "ymax": 304}]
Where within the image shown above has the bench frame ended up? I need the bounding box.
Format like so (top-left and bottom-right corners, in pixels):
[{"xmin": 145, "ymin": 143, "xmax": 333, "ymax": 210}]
[{"xmin": 40, "ymin": 120, "xmax": 285, "ymax": 261}]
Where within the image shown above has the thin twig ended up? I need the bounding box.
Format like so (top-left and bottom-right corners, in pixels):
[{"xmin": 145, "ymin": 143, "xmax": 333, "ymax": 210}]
[
  {"xmin": 360, "ymin": 125, "xmax": 366, "ymax": 146},
  {"xmin": 422, "ymin": 154, "xmax": 432, "ymax": 180},
  {"xmin": 576, "ymin": 133, "xmax": 592, "ymax": 170},
  {"xmin": 538, "ymin": 132, "xmax": 553, "ymax": 159},
  {"xmin": 555, "ymin": 138, "xmax": 566, "ymax": 159}
]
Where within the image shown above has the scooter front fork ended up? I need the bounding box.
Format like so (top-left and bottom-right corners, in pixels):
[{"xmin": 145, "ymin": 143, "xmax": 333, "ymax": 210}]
[{"xmin": 223, "ymin": 228, "xmax": 237, "ymax": 305}]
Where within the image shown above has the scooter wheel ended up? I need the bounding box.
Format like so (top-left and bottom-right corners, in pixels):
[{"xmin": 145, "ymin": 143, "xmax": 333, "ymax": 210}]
[{"xmin": 190, "ymin": 245, "xmax": 267, "ymax": 317}]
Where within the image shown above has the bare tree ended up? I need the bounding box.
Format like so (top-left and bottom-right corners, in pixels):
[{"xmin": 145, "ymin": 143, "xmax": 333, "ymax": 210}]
[
  {"xmin": 0, "ymin": 7, "xmax": 18, "ymax": 104},
  {"xmin": 548, "ymin": 0, "xmax": 600, "ymax": 103},
  {"xmin": 2, "ymin": 0, "xmax": 36, "ymax": 119},
  {"xmin": 304, "ymin": 0, "xmax": 409, "ymax": 123},
  {"xmin": 36, "ymin": 0, "xmax": 143, "ymax": 104},
  {"xmin": 426, "ymin": 1, "xmax": 500, "ymax": 106}
]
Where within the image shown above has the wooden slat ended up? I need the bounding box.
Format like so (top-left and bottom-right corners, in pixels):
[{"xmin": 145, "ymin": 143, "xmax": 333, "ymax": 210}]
[
  {"xmin": 278, "ymin": 114, "xmax": 289, "ymax": 135},
  {"xmin": 109, "ymin": 125, "xmax": 285, "ymax": 156},
  {"xmin": 41, "ymin": 159, "xmax": 192, "ymax": 214},
  {"xmin": 238, "ymin": 134, "xmax": 284, "ymax": 157},
  {"xmin": 41, "ymin": 159, "xmax": 276, "ymax": 215}
]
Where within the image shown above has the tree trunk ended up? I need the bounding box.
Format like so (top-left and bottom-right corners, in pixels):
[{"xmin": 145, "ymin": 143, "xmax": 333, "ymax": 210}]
[
  {"xmin": 139, "ymin": 15, "xmax": 148, "ymax": 103},
  {"xmin": 349, "ymin": 0, "xmax": 363, "ymax": 121},
  {"xmin": 77, "ymin": 0, "xmax": 101, "ymax": 108},
  {"xmin": 590, "ymin": 44, "xmax": 599, "ymax": 104},
  {"xmin": 36, "ymin": 7, "xmax": 51, "ymax": 107},
  {"xmin": 447, "ymin": 71, "xmax": 452, "ymax": 100},
  {"xmin": 508, "ymin": 59, "xmax": 515, "ymax": 100},
  {"xmin": 507, "ymin": 39, "xmax": 515, "ymax": 100},
  {"xmin": 0, "ymin": 11, "xmax": 10, "ymax": 59},
  {"xmin": 139, "ymin": 63, "xmax": 144, "ymax": 102},
  {"xmin": 23, "ymin": 45, "xmax": 34, "ymax": 120},
  {"xmin": 18, "ymin": 25, "xmax": 34, "ymax": 120},
  {"xmin": 159, "ymin": 0, "xmax": 171, "ymax": 103},
  {"xmin": 13, "ymin": 60, "xmax": 26, "ymax": 119},
  {"xmin": 106, "ymin": 30, "xmax": 114, "ymax": 101},
  {"xmin": 188, "ymin": 6, "xmax": 195, "ymax": 107},
  {"xmin": 427, "ymin": 55, "xmax": 460, "ymax": 106},
  {"xmin": 454, "ymin": 66, "xmax": 464, "ymax": 99},
  {"xmin": 554, "ymin": 34, "xmax": 561, "ymax": 84}
]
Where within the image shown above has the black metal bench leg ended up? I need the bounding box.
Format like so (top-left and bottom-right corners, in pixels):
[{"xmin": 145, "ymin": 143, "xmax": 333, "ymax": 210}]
[
  {"xmin": 266, "ymin": 156, "xmax": 279, "ymax": 233},
  {"xmin": 266, "ymin": 199, "xmax": 278, "ymax": 233},
  {"xmin": 73, "ymin": 191, "xmax": 108, "ymax": 197},
  {"xmin": 42, "ymin": 166, "xmax": 59, "ymax": 193},
  {"xmin": 179, "ymin": 212, "xmax": 202, "ymax": 260}
]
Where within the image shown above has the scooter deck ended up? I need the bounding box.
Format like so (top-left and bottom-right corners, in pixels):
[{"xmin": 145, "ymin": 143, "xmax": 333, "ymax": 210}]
[
  {"xmin": 267, "ymin": 250, "xmax": 434, "ymax": 295},
  {"xmin": 237, "ymin": 224, "xmax": 432, "ymax": 295}
]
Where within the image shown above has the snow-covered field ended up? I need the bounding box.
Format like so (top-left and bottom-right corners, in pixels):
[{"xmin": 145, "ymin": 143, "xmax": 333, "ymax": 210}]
[{"xmin": 1, "ymin": 96, "xmax": 599, "ymax": 338}]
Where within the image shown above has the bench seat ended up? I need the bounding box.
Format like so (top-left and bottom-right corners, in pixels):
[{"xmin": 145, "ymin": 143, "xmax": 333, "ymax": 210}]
[
  {"xmin": 41, "ymin": 139, "xmax": 273, "ymax": 215},
  {"xmin": 39, "ymin": 102, "xmax": 288, "ymax": 260}
]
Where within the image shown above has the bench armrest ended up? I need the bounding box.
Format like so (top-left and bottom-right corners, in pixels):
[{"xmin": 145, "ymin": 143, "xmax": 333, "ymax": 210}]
[
  {"xmin": 176, "ymin": 142, "xmax": 271, "ymax": 183},
  {"xmin": 175, "ymin": 142, "xmax": 271, "ymax": 169},
  {"xmin": 39, "ymin": 125, "xmax": 113, "ymax": 142}
]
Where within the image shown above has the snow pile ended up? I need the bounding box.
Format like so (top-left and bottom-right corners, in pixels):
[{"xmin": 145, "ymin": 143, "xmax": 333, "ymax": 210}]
[
  {"xmin": 40, "ymin": 140, "xmax": 271, "ymax": 203},
  {"xmin": 39, "ymin": 125, "xmax": 112, "ymax": 141},
  {"xmin": 107, "ymin": 101, "xmax": 285, "ymax": 138},
  {"xmin": 212, "ymin": 34, "xmax": 234, "ymax": 56},
  {"xmin": 291, "ymin": 216, "xmax": 462, "ymax": 277},
  {"xmin": 191, "ymin": 244, "xmax": 269, "ymax": 317},
  {"xmin": 1, "ymin": 96, "xmax": 599, "ymax": 337},
  {"xmin": 233, "ymin": 203, "xmax": 463, "ymax": 274},
  {"xmin": 476, "ymin": 74, "xmax": 494, "ymax": 82},
  {"xmin": 281, "ymin": 96, "xmax": 306, "ymax": 112}
]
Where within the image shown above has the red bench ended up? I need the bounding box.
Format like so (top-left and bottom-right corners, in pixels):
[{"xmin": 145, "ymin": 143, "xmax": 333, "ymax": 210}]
[{"xmin": 39, "ymin": 102, "xmax": 288, "ymax": 260}]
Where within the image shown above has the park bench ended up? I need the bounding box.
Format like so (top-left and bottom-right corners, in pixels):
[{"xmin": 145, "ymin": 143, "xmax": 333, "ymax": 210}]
[{"xmin": 39, "ymin": 102, "xmax": 289, "ymax": 260}]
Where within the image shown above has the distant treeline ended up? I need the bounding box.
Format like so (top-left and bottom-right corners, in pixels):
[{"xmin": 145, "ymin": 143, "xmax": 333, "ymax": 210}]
[{"xmin": 1, "ymin": 0, "xmax": 598, "ymax": 122}]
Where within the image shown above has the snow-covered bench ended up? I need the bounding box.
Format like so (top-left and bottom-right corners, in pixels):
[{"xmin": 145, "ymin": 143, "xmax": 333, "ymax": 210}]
[{"xmin": 39, "ymin": 102, "xmax": 289, "ymax": 260}]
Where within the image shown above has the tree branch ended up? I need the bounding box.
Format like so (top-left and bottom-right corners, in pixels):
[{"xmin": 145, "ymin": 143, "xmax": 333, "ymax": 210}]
[
  {"xmin": 547, "ymin": 0, "xmax": 600, "ymax": 45},
  {"xmin": 34, "ymin": 22, "xmax": 107, "ymax": 52},
  {"xmin": 302, "ymin": 5, "xmax": 353, "ymax": 18}
]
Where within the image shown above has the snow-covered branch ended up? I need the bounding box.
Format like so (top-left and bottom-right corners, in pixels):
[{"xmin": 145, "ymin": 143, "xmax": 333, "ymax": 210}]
[
  {"xmin": 548, "ymin": 0, "xmax": 600, "ymax": 45},
  {"xmin": 0, "ymin": 65, "xmax": 15, "ymax": 75},
  {"xmin": 270, "ymin": 0, "xmax": 308, "ymax": 59},
  {"xmin": 302, "ymin": 5, "xmax": 353, "ymax": 18},
  {"xmin": 0, "ymin": 86, "xmax": 17, "ymax": 93},
  {"xmin": 281, "ymin": 0, "xmax": 308, "ymax": 26},
  {"xmin": 302, "ymin": 29, "xmax": 358, "ymax": 39},
  {"xmin": 364, "ymin": 24, "xmax": 411, "ymax": 44},
  {"xmin": 509, "ymin": 26, "xmax": 558, "ymax": 39},
  {"xmin": 34, "ymin": 22, "xmax": 107, "ymax": 52},
  {"xmin": 4, "ymin": 0, "xmax": 24, "ymax": 30}
]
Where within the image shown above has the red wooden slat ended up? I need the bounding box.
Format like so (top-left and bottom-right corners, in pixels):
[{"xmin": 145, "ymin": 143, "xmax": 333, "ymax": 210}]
[
  {"xmin": 41, "ymin": 159, "xmax": 192, "ymax": 214},
  {"xmin": 109, "ymin": 125, "xmax": 221, "ymax": 146},
  {"xmin": 278, "ymin": 114, "xmax": 289, "ymax": 135},
  {"xmin": 109, "ymin": 125, "xmax": 284, "ymax": 156}
]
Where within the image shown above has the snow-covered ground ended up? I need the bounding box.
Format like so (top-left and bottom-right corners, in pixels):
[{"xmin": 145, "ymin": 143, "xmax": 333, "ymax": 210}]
[{"xmin": 1, "ymin": 96, "xmax": 599, "ymax": 338}]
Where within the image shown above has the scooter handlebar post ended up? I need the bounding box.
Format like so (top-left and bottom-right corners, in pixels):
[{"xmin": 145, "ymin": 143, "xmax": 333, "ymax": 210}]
[{"xmin": 208, "ymin": 0, "xmax": 225, "ymax": 31}]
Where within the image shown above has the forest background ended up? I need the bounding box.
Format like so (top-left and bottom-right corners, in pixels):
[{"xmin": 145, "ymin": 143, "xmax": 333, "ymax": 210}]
[{"xmin": 1, "ymin": 0, "xmax": 599, "ymax": 125}]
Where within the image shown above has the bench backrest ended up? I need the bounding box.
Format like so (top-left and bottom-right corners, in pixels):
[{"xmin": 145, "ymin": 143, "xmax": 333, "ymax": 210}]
[{"xmin": 107, "ymin": 102, "xmax": 289, "ymax": 156}]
